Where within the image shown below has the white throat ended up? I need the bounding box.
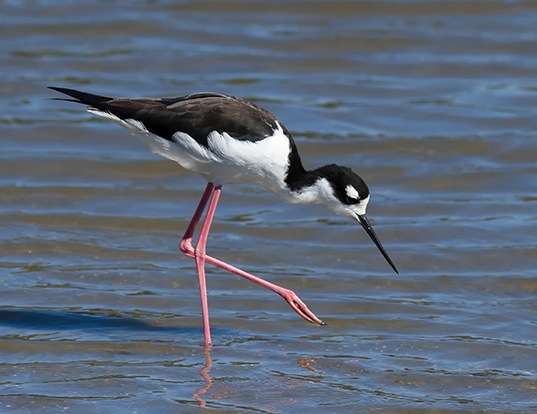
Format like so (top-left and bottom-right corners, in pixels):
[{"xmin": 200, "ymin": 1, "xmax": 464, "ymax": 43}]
[
  {"xmin": 288, "ymin": 178, "xmax": 334, "ymax": 204},
  {"xmin": 286, "ymin": 178, "xmax": 370, "ymax": 216}
]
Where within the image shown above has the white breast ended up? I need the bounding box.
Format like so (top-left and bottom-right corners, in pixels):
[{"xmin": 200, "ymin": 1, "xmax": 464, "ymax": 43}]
[
  {"xmin": 147, "ymin": 124, "xmax": 292, "ymax": 190},
  {"xmin": 203, "ymin": 122, "xmax": 291, "ymax": 190}
]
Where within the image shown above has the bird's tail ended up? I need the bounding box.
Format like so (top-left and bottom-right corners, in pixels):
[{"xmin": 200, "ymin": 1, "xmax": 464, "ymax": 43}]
[{"xmin": 48, "ymin": 86, "xmax": 112, "ymax": 107}]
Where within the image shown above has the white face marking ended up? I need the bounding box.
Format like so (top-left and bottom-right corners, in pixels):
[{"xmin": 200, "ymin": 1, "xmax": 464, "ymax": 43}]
[
  {"xmin": 290, "ymin": 179, "xmax": 370, "ymax": 217},
  {"xmin": 345, "ymin": 184, "xmax": 360, "ymax": 200}
]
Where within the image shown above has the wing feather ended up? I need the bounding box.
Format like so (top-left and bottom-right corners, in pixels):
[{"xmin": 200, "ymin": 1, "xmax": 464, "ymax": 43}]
[{"xmin": 49, "ymin": 87, "xmax": 279, "ymax": 147}]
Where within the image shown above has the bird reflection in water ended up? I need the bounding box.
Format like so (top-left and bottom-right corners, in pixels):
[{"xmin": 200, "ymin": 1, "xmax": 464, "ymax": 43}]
[{"xmin": 193, "ymin": 347, "xmax": 213, "ymax": 408}]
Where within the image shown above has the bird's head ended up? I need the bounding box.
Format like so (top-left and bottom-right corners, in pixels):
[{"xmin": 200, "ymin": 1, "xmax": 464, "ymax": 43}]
[{"xmin": 308, "ymin": 164, "xmax": 398, "ymax": 274}]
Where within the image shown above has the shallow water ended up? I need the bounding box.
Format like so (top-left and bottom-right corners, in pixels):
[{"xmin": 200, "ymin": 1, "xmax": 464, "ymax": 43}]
[{"xmin": 1, "ymin": 1, "xmax": 537, "ymax": 413}]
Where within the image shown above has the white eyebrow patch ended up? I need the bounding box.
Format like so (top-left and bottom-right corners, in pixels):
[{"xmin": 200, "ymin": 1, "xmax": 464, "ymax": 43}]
[{"xmin": 345, "ymin": 185, "xmax": 360, "ymax": 199}]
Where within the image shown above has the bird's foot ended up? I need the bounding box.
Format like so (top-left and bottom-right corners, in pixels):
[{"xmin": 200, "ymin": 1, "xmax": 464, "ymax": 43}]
[
  {"xmin": 278, "ymin": 289, "xmax": 325, "ymax": 326},
  {"xmin": 179, "ymin": 241, "xmax": 325, "ymax": 326}
]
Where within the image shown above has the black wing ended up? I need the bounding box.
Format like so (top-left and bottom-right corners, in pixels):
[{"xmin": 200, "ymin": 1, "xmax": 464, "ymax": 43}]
[{"xmin": 48, "ymin": 87, "xmax": 279, "ymax": 147}]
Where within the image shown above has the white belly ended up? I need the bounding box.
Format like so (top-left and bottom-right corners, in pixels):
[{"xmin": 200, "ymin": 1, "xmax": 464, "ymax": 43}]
[{"xmin": 143, "ymin": 123, "xmax": 292, "ymax": 192}]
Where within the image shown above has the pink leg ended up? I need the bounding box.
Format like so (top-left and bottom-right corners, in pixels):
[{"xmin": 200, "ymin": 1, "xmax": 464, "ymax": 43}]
[
  {"xmin": 179, "ymin": 184, "xmax": 324, "ymax": 345},
  {"xmin": 194, "ymin": 185, "xmax": 221, "ymax": 347},
  {"xmin": 180, "ymin": 182, "xmax": 215, "ymax": 251},
  {"xmin": 197, "ymin": 251, "xmax": 324, "ymax": 325},
  {"xmin": 180, "ymin": 182, "xmax": 215, "ymax": 347}
]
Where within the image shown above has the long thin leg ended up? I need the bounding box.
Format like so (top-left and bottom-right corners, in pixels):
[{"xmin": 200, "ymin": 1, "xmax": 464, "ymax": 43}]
[
  {"xmin": 194, "ymin": 185, "xmax": 222, "ymax": 347},
  {"xmin": 199, "ymin": 251, "xmax": 324, "ymax": 325},
  {"xmin": 179, "ymin": 182, "xmax": 215, "ymax": 346},
  {"xmin": 180, "ymin": 182, "xmax": 215, "ymax": 253},
  {"xmin": 180, "ymin": 184, "xmax": 324, "ymax": 332}
]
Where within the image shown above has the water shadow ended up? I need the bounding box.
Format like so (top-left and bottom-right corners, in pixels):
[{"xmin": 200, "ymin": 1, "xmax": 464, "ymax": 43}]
[{"xmin": 0, "ymin": 307, "xmax": 199, "ymax": 334}]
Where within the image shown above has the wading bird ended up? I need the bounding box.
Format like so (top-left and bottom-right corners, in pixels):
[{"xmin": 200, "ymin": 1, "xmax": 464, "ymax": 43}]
[{"xmin": 49, "ymin": 86, "xmax": 398, "ymax": 346}]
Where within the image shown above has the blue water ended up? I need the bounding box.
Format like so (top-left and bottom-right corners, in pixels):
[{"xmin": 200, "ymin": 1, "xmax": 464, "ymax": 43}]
[{"xmin": 1, "ymin": 1, "xmax": 537, "ymax": 413}]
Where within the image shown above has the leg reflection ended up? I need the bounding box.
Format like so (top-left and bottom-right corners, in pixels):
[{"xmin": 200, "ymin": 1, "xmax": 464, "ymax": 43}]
[{"xmin": 193, "ymin": 347, "xmax": 213, "ymax": 408}]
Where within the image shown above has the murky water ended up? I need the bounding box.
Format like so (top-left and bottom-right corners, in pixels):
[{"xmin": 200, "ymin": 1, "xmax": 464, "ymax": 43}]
[{"xmin": 1, "ymin": 1, "xmax": 537, "ymax": 413}]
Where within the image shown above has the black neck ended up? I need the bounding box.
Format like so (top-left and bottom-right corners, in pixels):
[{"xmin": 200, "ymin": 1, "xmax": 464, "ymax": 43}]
[{"xmin": 284, "ymin": 139, "xmax": 319, "ymax": 191}]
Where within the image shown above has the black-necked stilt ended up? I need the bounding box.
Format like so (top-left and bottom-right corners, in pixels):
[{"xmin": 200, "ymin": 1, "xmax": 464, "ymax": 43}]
[{"xmin": 49, "ymin": 86, "xmax": 398, "ymax": 346}]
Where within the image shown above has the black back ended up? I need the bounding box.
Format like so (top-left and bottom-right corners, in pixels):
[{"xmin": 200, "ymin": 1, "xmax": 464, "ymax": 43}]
[{"xmin": 49, "ymin": 87, "xmax": 280, "ymax": 147}]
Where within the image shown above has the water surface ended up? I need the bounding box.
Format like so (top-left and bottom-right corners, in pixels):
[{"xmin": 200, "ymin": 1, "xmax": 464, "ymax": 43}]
[{"xmin": 1, "ymin": 1, "xmax": 537, "ymax": 413}]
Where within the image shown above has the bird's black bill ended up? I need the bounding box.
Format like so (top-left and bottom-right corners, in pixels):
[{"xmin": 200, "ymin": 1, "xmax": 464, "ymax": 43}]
[{"xmin": 356, "ymin": 214, "xmax": 399, "ymax": 274}]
